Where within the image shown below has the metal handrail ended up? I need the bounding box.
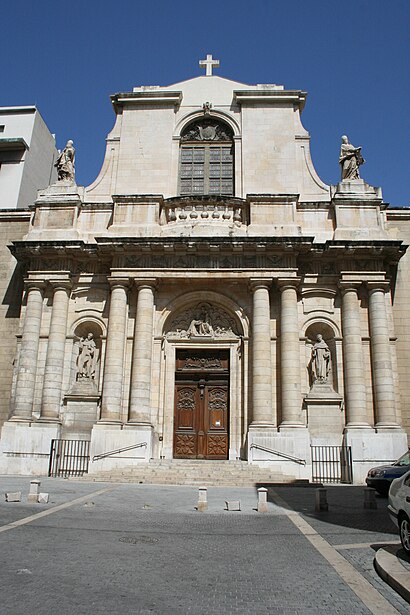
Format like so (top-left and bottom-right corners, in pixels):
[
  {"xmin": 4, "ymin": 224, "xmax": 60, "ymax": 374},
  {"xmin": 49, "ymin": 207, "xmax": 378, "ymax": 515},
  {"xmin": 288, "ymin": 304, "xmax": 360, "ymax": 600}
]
[
  {"xmin": 250, "ymin": 443, "xmax": 306, "ymax": 466},
  {"xmin": 92, "ymin": 442, "xmax": 147, "ymax": 462}
]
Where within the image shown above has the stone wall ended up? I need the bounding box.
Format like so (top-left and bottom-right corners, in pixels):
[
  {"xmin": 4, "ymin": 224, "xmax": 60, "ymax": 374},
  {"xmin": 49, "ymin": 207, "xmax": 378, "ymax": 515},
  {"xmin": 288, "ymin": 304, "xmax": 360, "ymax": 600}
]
[
  {"xmin": 387, "ymin": 210, "xmax": 410, "ymax": 442},
  {"xmin": 0, "ymin": 211, "xmax": 30, "ymax": 427}
]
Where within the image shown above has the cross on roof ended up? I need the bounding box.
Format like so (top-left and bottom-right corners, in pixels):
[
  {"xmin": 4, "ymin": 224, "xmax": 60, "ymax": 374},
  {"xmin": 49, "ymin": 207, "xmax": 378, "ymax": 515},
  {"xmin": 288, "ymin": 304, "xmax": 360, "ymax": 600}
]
[{"xmin": 199, "ymin": 54, "xmax": 220, "ymax": 76}]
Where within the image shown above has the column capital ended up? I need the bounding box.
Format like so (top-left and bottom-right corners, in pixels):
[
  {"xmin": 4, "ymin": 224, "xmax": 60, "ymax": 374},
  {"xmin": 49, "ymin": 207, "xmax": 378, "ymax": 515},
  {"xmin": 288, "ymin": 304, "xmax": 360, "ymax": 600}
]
[
  {"xmin": 24, "ymin": 279, "xmax": 46, "ymax": 292},
  {"xmin": 133, "ymin": 277, "xmax": 158, "ymax": 291},
  {"xmin": 107, "ymin": 276, "xmax": 130, "ymax": 290},
  {"xmin": 276, "ymin": 277, "xmax": 301, "ymax": 292},
  {"xmin": 248, "ymin": 278, "xmax": 272, "ymax": 292},
  {"xmin": 338, "ymin": 281, "xmax": 363, "ymax": 294},
  {"xmin": 366, "ymin": 281, "xmax": 390, "ymax": 294},
  {"xmin": 48, "ymin": 279, "xmax": 72, "ymax": 292}
]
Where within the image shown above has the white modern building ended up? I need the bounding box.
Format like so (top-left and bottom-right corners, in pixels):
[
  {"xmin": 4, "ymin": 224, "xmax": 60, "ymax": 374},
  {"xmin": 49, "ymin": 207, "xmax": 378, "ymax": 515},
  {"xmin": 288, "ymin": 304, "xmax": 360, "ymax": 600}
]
[{"xmin": 0, "ymin": 106, "xmax": 57, "ymax": 210}]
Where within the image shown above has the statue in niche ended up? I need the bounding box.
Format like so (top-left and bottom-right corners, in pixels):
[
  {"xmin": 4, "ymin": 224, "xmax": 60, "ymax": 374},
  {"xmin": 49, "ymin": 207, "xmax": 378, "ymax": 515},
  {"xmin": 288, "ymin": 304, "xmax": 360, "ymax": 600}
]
[
  {"xmin": 76, "ymin": 333, "xmax": 98, "ymax": 381},
  {"xmin": 339, "ymin": 135, "xmax": 365, "ymax": 180},
  {"xmin": 55, "ymin": 139, "xmax": 76, "ymax": 182},
  {"xmin": 310, "ymin": 334, "xmax": 331, "ymax": 384},
  {"xmin": 188, "ymin": 306, "xmax": 214, "ymax": 337}
]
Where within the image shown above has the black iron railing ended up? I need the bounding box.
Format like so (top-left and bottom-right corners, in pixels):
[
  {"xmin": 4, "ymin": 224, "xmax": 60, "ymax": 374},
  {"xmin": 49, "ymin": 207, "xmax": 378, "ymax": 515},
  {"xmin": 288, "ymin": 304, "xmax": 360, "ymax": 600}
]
[
  {"xmin": 48, "ymin": 439, "xmax": 91, "ymax": 477},
  {"xmin": 311, "ymin": 445, "xmax": 353, "ymax": 484},
  {"xmin": 250, "ymin": 443, "xmax": 306, "ymax": 465}
]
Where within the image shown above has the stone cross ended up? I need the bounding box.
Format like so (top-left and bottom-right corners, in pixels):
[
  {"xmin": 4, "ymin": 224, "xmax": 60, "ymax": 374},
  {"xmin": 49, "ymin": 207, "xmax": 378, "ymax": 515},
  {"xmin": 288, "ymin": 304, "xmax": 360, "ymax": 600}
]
[{"xmin": 199, "ymin": 54, "xmax": 220, "ymax": 76}]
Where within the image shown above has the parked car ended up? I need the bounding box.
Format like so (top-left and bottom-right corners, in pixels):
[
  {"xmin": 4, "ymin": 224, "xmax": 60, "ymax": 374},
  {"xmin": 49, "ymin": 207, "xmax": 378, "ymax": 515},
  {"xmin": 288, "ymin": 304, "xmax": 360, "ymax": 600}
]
[
  {"xmin": 365, "ymin": 449, "xmax": 410, "ymax": 496},
  {"xmin": 388, "ymin": 470, "xmax": 410, "ymax": 554}
]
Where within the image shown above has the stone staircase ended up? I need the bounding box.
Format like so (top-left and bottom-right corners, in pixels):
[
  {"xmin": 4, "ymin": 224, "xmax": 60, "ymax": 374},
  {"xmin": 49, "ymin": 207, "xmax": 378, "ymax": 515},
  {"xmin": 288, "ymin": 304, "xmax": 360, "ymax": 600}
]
[{"xmin": 84, "ymin": 459, "xmax": 297, "ymax": 486}]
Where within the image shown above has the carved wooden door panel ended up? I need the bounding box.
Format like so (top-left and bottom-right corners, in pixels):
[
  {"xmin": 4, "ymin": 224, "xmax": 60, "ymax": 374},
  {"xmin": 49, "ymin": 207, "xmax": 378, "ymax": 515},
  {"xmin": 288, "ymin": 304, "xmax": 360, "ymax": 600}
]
[
  {"xmin": 202, "ymin": 383, "xmax": 229, "ymax": 459},
  {"xmin": 174, "ymin": 384, "xmax": 200, "ymax": 458},
  {"xmin": 174, "ymin": 379, "xmax": 229, "ymax": 460}
]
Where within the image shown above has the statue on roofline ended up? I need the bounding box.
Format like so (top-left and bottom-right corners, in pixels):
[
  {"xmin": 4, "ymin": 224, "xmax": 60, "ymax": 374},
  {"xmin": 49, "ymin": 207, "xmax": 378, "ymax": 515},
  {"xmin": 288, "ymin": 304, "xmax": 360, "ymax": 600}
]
[
  {"xmin": 339, "ymin": 135, "xmax": 365, "ymax": 180},
  {"xmin": 55, "ymin": 139, "xmax": 76, "ymax": 182}
]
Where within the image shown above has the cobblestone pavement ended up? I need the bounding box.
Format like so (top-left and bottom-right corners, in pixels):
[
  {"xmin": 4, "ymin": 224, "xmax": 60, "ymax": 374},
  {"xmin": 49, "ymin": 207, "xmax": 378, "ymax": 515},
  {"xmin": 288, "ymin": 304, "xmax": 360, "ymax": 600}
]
[{"xmin": 0, "ymin": 477, "xmax": 409, "ymax": 614}]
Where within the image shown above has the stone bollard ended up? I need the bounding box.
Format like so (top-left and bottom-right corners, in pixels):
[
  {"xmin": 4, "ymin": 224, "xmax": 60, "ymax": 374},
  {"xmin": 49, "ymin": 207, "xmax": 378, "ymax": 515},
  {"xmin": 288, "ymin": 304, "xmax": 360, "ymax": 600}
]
[
  {"xmin": 315, "ymin": 488, "xmax": 328, "ymax": 512},
  {"xmin": 197, "ymin": 487, "xmax": 208, "ymax": 512},
  {"xmin": 5, "ymin": 492, "xmax": 21, "ymax": 502},
  {"xmin": 257, "ymin": 487, "xmax": 268, "ymax": 513},
  {"xmin": 363, "ymin": 487, "xmax": 377, "ymax": 510},
  {"xmin": 27, "ymin": 480, "xmax": 41, "ymax": 503}
]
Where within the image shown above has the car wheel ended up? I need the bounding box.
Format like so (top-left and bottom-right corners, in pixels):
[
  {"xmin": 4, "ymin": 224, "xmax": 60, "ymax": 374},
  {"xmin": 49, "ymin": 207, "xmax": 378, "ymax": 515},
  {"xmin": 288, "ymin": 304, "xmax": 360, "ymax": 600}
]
[{"xmin": 399, "ymin": 515, "xmax": 410, "ymax": 555}]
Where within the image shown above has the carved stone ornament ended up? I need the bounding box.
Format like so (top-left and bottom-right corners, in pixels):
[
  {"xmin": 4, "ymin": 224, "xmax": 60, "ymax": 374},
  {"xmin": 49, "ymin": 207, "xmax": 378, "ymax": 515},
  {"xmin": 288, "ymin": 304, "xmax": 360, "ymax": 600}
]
[
  {"xmin": 181, "ymin": 120, "xmax": 233, "ymax": 142},
  {"xmin": 166, "ymin": 302, "xmax": 240, "ymax": 339}
]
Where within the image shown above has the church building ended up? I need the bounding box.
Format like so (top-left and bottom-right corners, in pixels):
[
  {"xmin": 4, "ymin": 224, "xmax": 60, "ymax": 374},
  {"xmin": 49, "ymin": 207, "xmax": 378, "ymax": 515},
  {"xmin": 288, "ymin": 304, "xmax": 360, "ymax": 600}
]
[{"xmin": 1, "ymin": 56, "xmax": 409, "ymax": 483}]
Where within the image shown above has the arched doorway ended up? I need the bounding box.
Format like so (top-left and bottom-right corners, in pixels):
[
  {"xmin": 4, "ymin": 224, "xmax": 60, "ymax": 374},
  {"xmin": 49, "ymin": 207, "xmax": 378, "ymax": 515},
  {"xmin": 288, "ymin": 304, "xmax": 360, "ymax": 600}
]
[{"xmin": 160, "ymin": 296, "xmax": 247, "ymax": 461}]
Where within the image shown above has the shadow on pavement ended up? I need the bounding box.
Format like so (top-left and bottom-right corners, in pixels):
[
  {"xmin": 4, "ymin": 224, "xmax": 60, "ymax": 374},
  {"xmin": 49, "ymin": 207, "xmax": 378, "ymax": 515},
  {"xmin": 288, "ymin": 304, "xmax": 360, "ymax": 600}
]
[{"xmin": 255, "ymin": 483, "xmax": 399, "ymax": 536}]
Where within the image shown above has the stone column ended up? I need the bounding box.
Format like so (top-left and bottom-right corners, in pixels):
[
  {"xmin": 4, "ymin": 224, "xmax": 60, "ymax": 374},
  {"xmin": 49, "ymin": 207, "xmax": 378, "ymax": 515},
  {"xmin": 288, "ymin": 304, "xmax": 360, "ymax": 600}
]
[
  {"xmin": 339, "ymin": 283, "xmax": 369, "ymax": 427},
  {"xmin": 250, "ymin": 280, "xmax": 273, "ymax": 426},
  {"xmin": 11, "ymin": 281, "xmax": 45, "ymax": 421},
  {"xmin": 278, "ymin": 279, "xmax": 303, "ymax": 427},
  {"xmin": 367, "ymin": 282, "xmax": 398, "ymax": 427},
  {"xmin": 129, "ymin": 280, "xmax": 157, "ymax": 424},
  {"xmin": 100, "ymin": 279, "xmax": 129, "ymax": 423},
  {"xmin": 39, "ymin": 281, "xmax": 71, "ymax": 422}
]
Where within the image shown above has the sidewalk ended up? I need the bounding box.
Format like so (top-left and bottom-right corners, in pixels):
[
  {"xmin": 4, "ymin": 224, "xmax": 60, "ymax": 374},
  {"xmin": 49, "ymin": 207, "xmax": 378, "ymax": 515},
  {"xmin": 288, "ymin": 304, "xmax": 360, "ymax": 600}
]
[{"xmin": 0, "ymin": 477, "xmax": 408, "ymax": 614}]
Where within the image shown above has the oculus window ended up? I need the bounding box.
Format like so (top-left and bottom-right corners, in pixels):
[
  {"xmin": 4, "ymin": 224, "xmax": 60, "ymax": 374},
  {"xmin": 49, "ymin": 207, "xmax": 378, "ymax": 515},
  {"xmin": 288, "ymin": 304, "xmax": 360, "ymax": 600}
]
[{"xmin": 179, "ymin": 119, "xmax": 234, "ymax": 196}]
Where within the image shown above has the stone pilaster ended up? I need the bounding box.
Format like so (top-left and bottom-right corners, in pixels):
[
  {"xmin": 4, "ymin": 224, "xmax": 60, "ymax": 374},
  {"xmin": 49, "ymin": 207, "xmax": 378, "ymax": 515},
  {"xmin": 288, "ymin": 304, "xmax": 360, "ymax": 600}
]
[
  {"xmin": 128, "ymin": 280, "xmax": 157, "ymax": 424},
  {"xmin": 367, "ymin": 282, "xmax": 398, "ymax": 428},
  {"xmin": 39, "ymin": 280, "xmax": 71, "ymax": 422},
  {"xmin": 249, "ymin": 279, "xmax": 273, "ymax": 426},
  {"xmin": 278, "ymin": 279, "xmax": 303, "ymax": 428},
  {"xmin": 100, "ymin": 279, "xmax": 129, "ymax": 423},
  {"xmin": 339, "ymin": 283, "xmax": 370, "ymax": 428},
  {"xmin": 11, "ymin": 281, "xmax": 45, "ymax": 422}
]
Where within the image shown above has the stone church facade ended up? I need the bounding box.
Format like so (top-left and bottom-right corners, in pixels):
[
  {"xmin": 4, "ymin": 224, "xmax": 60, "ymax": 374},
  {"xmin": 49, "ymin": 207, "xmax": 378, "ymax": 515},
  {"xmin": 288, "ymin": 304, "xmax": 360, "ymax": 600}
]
[{"xmin": 1, "ymin": 59, "xmax": 409, "ymax": 482}]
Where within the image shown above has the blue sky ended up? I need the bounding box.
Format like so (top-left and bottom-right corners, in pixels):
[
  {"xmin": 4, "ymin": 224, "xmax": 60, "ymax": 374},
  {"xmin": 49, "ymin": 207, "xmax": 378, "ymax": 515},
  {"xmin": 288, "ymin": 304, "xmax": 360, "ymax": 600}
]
[{"xmin": 2, "ymin": 0, "xmax": 409, "ymax": 205}]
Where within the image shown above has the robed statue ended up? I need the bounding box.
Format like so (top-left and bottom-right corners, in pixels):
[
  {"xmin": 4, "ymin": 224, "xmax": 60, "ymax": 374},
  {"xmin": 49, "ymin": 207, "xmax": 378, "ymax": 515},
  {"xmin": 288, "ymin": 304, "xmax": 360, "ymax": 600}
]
[
  {"xmin": 339, "ymin": 135, "xmax": 365, "ymax": 180},
  {"xmin": 310, "ymin": 334, "xmax": 331, "ymax": 384},
  {"xmin": 76, "ymin": 333, "xmax": 98, "ymax": 381},
  {"xmin": 55, "ymin": 139, "xmax": 76, "ymax": 182}
]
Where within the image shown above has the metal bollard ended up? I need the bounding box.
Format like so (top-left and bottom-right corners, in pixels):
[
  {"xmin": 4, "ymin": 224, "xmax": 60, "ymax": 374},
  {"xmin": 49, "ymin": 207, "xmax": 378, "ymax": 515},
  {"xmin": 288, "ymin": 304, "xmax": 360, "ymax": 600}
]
[
  {"xmin": 28, "ymin": 480, "xmax": 41, "ymax": 503},
  {"xmin": 197, "ymin": 487, "xmax": 208, "ymax": 512},
  {"xmin": 363, "ymin": 487, "xmax": 377, "ymax": 509},
  {"xmin": 315, "ymin": 488, "xmax": 328, "ymax": 512},
  {"xmin": 257, "ymin": 487, "xmax": 268, "ymax": 513}
]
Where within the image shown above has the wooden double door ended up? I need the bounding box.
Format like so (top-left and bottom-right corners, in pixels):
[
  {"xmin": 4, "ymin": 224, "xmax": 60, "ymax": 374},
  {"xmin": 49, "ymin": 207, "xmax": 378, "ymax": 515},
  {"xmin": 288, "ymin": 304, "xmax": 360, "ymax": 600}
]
[{"xmin": 173, "ymin": 350, "xmax": 229, "ymax": 460}]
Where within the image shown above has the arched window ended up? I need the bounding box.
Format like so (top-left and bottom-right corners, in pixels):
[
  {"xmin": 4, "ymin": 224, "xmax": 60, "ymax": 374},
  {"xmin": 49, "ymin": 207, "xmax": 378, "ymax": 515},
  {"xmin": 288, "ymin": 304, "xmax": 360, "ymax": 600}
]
[{"xmin": 179, "ymin": 119, "xmax": 234, "ymax": 196}]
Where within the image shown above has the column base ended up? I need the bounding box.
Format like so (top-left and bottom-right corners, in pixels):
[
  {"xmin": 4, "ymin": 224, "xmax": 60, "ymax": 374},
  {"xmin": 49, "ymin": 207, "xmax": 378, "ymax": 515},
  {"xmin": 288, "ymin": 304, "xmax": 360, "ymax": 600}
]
[
  {"xmin": 0, "ymin": 421, "xmax": 61, "ymax": 475},
  {"xmin": 343, "ymin": 427, "xmax": 408, "ymax": 483},
  {"xmin": 88, "ymin": 423, "xmax": 153, "ymax": 474},
  {"xmin": 37, "ymin": 417, "xmax": 62, "ymax": 424}
]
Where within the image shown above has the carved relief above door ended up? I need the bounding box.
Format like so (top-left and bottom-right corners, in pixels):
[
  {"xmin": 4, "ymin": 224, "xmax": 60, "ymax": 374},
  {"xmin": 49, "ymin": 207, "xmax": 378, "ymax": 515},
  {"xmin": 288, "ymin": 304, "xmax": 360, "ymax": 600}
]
[{"xmin": 173, "ymin": 350, "xmax": 229, "ymax": 460}]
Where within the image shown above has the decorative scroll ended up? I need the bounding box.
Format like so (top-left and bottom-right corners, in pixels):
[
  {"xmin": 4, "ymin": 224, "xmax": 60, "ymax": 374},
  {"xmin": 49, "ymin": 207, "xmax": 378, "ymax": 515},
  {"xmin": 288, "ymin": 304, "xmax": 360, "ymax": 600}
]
[
  {"xmin": 166, "ymin": 302, "xmax": 239, "ymax": 339},
  {"xmin": 184, "ymin": 357, "xmax": 222, "ymax": 370},
  {"xmin": 208, "ymin": 388, "xmax": 227, "ymax": 410},
  {"xmin": 181, "ymin": 120, "xmax": 233, "ymax": 142}
]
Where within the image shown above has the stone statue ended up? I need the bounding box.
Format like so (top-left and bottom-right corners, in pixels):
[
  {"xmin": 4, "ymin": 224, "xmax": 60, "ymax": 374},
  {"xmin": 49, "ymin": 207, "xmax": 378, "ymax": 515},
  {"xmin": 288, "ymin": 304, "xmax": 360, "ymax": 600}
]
[
  {"xmin": 188, "ymin": 308, "xmax": 214, "ymax": 337},
  {"xmin": 55, "ymin": 140, "xmax": 75, "ymax": 182},
  {"xmin": 76, "ymin": 333, "xmax": 97, "ymax": 380},
  {"xmin": 339, "ymin": 135, "xmax": 365, "ymax": 180},
  {"xmin": 310, "ymin": 334, "xmax": 331, "ymax": 383}
]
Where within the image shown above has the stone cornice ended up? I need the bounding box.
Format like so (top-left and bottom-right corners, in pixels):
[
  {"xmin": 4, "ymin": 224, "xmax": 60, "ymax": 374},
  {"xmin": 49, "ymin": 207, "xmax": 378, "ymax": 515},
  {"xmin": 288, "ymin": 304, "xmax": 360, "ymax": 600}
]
[
  {"xmin": 111, "ymin": 91, "xmax": 182, "ymax": 111},
  {"xmin": 233, "ymin": 89, "xmax": 307, "ymax": 111}
]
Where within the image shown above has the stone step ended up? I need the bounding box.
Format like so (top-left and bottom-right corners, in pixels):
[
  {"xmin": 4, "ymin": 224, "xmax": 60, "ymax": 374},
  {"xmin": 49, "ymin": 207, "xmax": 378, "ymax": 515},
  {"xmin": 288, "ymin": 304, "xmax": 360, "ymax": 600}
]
[{"xmin": 83, "ymin": 459, "xmax": 295, "ymax": 486}]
